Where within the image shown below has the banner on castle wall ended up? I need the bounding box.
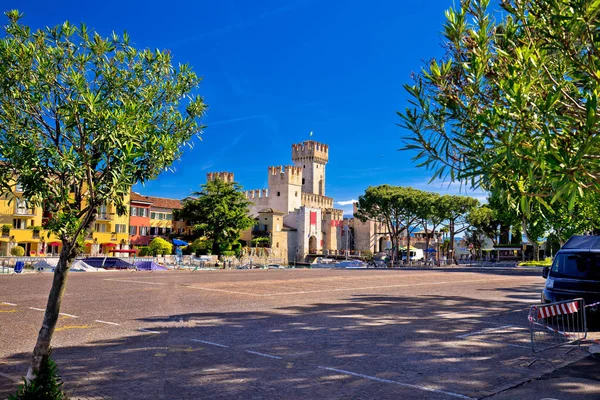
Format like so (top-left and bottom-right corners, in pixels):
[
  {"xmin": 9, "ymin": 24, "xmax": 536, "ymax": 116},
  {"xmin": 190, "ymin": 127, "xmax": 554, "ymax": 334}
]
[{"xmin": 310, "ymin": 211, "xmax": 317, "ymax": 225}]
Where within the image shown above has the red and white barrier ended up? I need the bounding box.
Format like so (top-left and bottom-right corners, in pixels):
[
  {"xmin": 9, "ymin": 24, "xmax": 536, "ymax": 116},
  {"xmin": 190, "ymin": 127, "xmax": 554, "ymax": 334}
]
[{"xmin": 537, "ymin": 300, "xmax": 579, "ymax": 319}]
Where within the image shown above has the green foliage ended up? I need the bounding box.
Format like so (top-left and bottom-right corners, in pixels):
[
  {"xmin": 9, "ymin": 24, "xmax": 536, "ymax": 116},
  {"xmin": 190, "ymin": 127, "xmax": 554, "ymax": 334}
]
[
  {"xmin": 399, "ymin": 0, "xmax": 600, "ymax": 215},
  {"xmin": 9, "ymin": 350, "xmax": 66, "ymax": 400},
  {"xmin": 2, "ymin": 224, "xmax": 11, "ymax": 233},
  {"xmin": 137, "ymin": 246, "xmax": 150, "ymax": 257},
  {"xmin": 179, "ymin": 178, "xmax": 254, "ymax": 255},
  {"xmin": 11, "ymin": 246, "xmax": 24, "ymax": 257},
  {"xmin": 362, "ymin": 250, "xmax": 373, "ymax": 261},
  {"xmin": 148, "ymin": 237, "xmax": 172, "ymax": 256},
  {"xmin": 221, "ymin": 250, "xmax": 236, "ymax": 257},
  {"xmin": 519, "ymin": 258, "xmax": 552, "ymax": 267},
  {"xmin": 0, "ymin": 11, "xmax": 205, "ymax": 245}
]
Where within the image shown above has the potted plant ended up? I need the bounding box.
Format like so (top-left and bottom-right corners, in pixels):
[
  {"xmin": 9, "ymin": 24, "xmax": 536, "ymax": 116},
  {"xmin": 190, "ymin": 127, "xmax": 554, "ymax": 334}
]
[
  {"xmin": 32, "ymin": 226, "xmax": 41, "ymax": 238},
  {"xmin": 2, "ymin": 225, "xmax": 11, "ymax": 237}
]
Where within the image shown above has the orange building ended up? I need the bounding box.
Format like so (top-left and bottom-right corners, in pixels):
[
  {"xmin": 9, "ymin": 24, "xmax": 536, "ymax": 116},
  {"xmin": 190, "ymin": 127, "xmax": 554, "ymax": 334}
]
[{"xmin": 129, "ymin": 192, "xmax": 153, "ymax": 246}]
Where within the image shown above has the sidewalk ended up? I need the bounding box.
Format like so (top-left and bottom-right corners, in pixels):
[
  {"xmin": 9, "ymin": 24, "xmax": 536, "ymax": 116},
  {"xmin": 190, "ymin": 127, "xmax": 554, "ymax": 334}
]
[{"xmin": 487, "ymin": 354, "xmax": 600, "ymax": 400}]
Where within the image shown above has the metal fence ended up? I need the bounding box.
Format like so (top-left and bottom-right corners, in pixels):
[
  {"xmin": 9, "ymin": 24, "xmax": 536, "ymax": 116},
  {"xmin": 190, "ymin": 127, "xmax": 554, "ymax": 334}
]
[{"xmin": 528, "ymin": 298, "xmax": 587, "ymax": 354}]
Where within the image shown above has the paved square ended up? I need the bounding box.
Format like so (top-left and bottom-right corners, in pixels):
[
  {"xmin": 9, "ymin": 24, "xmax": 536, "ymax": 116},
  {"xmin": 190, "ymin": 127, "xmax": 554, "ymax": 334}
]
[{"xmin": 0, "ymin": 268, "xmax": 597, "ymax": 399}]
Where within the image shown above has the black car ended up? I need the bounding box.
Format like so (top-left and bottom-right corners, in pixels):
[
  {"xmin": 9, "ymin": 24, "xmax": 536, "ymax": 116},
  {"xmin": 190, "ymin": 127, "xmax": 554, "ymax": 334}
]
[{"xmin": 542, "ymin": 236, "xmax": 600, "ymax": 317}]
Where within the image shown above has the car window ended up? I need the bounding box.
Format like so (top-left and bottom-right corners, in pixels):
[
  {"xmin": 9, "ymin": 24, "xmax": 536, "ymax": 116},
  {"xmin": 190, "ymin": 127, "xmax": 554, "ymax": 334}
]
[{"xmin": 552, "ymin": 252, "xmax": 600, "ymax": 280}]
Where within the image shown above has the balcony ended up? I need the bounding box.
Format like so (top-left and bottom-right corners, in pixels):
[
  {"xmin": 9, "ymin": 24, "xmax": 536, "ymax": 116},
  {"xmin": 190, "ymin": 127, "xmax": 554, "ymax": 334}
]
[
  {"xmin": 13, "ymin": 207, "xmax": 35, "ymax": 216},
  {"xmin": 96, "ymin": 213, "xmax": 113, "ymax": 221}
]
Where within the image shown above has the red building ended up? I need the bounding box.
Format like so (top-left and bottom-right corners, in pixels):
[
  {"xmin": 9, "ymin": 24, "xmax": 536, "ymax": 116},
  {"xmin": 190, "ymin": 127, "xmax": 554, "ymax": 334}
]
[{"xmin": 129, "ymin": 192, "xmax": 153, "ymax": 246}]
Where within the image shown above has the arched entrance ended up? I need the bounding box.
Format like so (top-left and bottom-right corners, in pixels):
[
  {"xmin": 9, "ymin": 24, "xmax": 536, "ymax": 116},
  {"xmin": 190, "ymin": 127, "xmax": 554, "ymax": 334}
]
[
  {"xmin": 309, "ymin": 236, "xmax": 317, "ymax": 254},
  {"xmin": 379, "ymin": 237, "xmax": 386, "ymax": 253}
]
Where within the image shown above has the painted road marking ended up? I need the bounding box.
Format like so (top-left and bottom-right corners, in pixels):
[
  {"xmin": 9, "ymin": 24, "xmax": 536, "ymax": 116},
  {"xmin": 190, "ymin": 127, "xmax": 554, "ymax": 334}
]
[
  {"xmin": 0, "ymin": 309, "xmax": 18, "ymax": 313},
  {"xmin": 318, "ymin": 366, "xmax": 474, "ymax": 400},
  {"xmin": 95, "ymin": 320, "xmax": 120, "ymax": 326},
  {"xmin": 104, "ymin": 279, "xmax": 166, "ymax": 285},
  {"xmin": 462, "ymin": 338, "xmax": 531, "ymax": 349},
  {"xmin": 457, "ymin": 325, "xmax": 516, "ymax": 338},
  {"xmin": 191, "ymin": 339, "xmax": 229, "ymax": 348},
  {"xmin": 0, "ymin": 371, "xmax": 19, "ymax": 382},
  {"xmin": 245, "ymin": 350, "xmax": 282, "ymax": 359},
  {"xmin": 59, "ymin": 312, "xmax": 79, "ymax": 318},
  {"xmin": 29, "ymin": 307, "xmax": 45, "ymax": 312},
  {"xmin": 188, "ymin": 277, "xmax": 519, "ymax": 297},
  {"xmin": 1, "ymin": 302, "xmax": 17, "ymax": 306},
  {"xmin": 54, "ymin": 325, "xmax": 92, "ymax": 332},
  {"xmin": 139, "ymin": 328, "xmax": 161, "ymax": 334}
]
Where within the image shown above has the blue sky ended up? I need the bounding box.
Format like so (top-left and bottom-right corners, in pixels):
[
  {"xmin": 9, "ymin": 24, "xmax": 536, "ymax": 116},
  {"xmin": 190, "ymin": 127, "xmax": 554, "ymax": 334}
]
[{"xmin": 5, "ymin": 0, "xmax": 487, "ymax": 215}]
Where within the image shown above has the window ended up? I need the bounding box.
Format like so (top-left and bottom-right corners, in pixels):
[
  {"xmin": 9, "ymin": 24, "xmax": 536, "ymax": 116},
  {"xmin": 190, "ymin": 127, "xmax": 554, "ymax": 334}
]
[
  {"xmin": 166, "ymin": 228, "xmax": 171, "ymax": 235},
  {"xmin": 158, "ymin": 227, "xmax": 165, "ymax": 235},
  {"xmin": 94, "ymin": 223, "xmax": 107, "ymax": 232},
  {"xmin": 277, "ymin": 192, "xmax": 280, "ymax": 196},
  {"xmin": 129, "ymin": 226, "xmax": 137, "ymax": 235},
  {"xmin": 150, "ymin": 227, "xmax": 156, "ymax": 235},
  {"xmin": 139, "ymin": 226, "xmax": 148, "ymax": 236},
  {"xmin": 295, "ymin": 192, "xmax": 298, "ymax": 197},
  {"xmin": 276, "ymin": 242, "xmax": 279, "ymax": 248},
  {"xmin": 114, "ymin": 224, "xmax": 127, "ymax": 233},
  {"xmin": 138, "ymin": 208, "xmax": 146, "ymax": 217},
  {"xmin": 131, "ymin": 207, "xmax": 137, "ymax": 216},
  {"xmin": 302, "ymin": 178, "xmax": 305, "ymax": 185},
  {"xmin": 151, "ymin": 212, "xmax": 156, "ymax": 219},
  {"xmin": 165, "ymin": 213, "xmax": 172, "ymax": 220},
  {"xmin": 178, "ymin": 228, "xmax": 184, "ymax": 234},
  {"xmin": 12, "ymin": 219, "xmax": 26, "ymax": 229}
]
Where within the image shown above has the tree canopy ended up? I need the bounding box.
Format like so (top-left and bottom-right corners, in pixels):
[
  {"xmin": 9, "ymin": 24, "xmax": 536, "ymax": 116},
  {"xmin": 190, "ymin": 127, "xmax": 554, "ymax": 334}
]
[
  {"xmin": 0, "ymin": 11, "xmax": 206, "ymax": 377},
  {"xmin": 399, "ymin": 0, "xmax": 600, "ymax": 214},
  {"xmin": 148, "ymin": 237, "xmax": 173, "ymax": 256},
  {"xmin": 178, "ymin": 178, "xmax": 254, "ymax": 256}
]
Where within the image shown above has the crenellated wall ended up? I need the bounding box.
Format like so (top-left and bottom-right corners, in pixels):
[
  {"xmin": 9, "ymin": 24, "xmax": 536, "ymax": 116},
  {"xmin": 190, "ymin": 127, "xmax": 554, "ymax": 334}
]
[
  {"xmin": 291, "ymin": 141, "xmax": 329, "ymax": 164},
  {"xmin": 267, "ymin": 165, "xmax": 302, "ymax": 186},
  {"xmin": 301, "ymin": 192, "xmax": 333, "ymax": 209},
  {"xmin": 207, "ymin": 171, "xmax": 235, "ymax": 183}
]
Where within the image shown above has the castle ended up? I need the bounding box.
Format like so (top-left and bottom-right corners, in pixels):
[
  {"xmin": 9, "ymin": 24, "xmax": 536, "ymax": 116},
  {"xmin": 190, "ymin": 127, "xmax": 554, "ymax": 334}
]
[{"xmin": 209, "ymin": 140, "xmax": 388, "ymax": 263}]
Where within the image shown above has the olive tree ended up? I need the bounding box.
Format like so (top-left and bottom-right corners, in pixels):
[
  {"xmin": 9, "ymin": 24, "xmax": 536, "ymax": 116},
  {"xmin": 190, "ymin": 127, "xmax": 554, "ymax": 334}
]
[
  {"xmin": 0, "ymin": 11, "xmax": 206, "ymax": 377},
  {"xmin": 399, "ymin": 0, "xmax": 600, "ymax": 214}
]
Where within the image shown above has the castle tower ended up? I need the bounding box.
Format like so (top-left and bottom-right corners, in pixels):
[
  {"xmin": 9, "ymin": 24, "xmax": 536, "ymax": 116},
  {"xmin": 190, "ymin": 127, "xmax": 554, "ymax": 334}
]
[
  {"xmin": 267, "ymin": 165, "xmax": 302, "ymax": 214},
  {"xmin": 291, "ymin": 141, "xmax": 328, "ymax": 196},
  {"xmin": 206, "ymin": 172, "xmax": 235, "ymax": 183}
]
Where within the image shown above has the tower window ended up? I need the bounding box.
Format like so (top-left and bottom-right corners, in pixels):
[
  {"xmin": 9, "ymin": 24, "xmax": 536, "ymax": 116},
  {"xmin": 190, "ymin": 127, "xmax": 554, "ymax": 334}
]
[
  {"xmin": 277, "ymin": 191, "xmax": 281, "ymax": 196},
  {"xmin": 295, "ymin": 192, "xmax": 298, "ymax": 197},
  {"xmin": 302, "ymin": 178, "xmax": 305, "ymax": 185},
  {"xmin": 303, "ymin": 165, "xmax": 305, "ymax": 168},
  {"xmin": 316, "ymin": 165, "xmax": 319, "ymax": 168}
]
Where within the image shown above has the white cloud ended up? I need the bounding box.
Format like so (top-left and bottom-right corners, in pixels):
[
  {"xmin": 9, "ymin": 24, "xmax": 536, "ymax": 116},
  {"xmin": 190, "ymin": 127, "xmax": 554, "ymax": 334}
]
[{"xmin": 336, "ymin": 199, "xmax": 358, "ymax": 206}]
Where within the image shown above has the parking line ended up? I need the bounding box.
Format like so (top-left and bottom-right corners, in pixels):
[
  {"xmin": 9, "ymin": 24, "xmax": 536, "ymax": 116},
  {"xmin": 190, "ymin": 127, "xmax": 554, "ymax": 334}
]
[
  {"xmin": 457, "ymin": 325, "xmax": 515, "ymax": 338},
  {"xmin": 191, "ymin": 339, "xmax": 229, "ymax": 348},
  {"xmin": 29, "ymin": 307, "xmax": 45, "ymax": 312},
  {"xmin": 59, "ymin": 312, "xmax": 79, "ymax": 318},
  {"xmin": 318, "ymin": 366, "xmax": 474, "ymax": 400},
  {"xmin": 104, "ymin": 279, "xmax": 166, "ymax": 285},
  {"xmin": 139, "ymin": 328, "xmax": 161, "ymax": 334},
  {"xmin": 245, "ymin": 350, "xmax": 282, "ymax": 359},
  {"xmin": 1, "ymin": 302, "xmax": 17, "ymax": 306},
  {"xmin": 95, "ymin": 320, "xmax": 120, "ymax": 326}
]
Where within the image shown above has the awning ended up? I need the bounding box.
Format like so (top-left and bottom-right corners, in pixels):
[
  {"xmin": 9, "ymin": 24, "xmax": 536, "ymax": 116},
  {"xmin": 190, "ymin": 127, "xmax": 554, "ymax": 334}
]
[
  {"xmin": 48, "ymin": 242, "xmax": 61, "ymax": 246},
  {"xmin": 172, "ymin": 239, "xmax": 188, "ymax": 246},
  {"xmin": 102, "ymin": 243, "xmax": 117, "ymax": 247},
  {"xmin": 111, "ymin": 249, "xmax": 137, "ymax": 254}
]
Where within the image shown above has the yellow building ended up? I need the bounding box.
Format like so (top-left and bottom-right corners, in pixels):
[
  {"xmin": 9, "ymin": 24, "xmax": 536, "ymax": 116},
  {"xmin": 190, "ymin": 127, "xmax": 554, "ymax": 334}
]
[{"xmin": 0, "ymin": 182, "xmax": 130, "ymax": 256}]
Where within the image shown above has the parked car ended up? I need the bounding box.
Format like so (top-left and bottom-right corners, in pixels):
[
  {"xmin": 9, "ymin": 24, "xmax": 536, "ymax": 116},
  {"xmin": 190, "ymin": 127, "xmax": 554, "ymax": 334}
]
[
  {"xmin": 541, "ymin": 236, "xmax": 600, "ymax": 319},
  {"xmin": 268, "ymin": 264, "xmax": 285, "ymax": 269}
]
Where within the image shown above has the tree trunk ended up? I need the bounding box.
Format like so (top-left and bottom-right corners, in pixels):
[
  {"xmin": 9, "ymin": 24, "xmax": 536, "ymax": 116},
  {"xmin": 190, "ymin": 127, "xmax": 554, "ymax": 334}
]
[
  {"xmin": 212, "ymin": 237, "xmax": 220, "ymax": 256},
  {"xmin": 27, "ymin": 242, "xmax": 77, "ymax": 380},
  {"xmin": 406, "ymin": 225, "xmax": 411, "ymax": 266}
]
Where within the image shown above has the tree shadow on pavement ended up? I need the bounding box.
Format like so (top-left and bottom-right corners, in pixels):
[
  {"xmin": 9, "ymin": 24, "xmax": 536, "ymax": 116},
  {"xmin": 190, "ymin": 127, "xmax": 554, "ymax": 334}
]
[{"xmin": 2, "ymin": 290, "xmax": 594, "ymax": 399}]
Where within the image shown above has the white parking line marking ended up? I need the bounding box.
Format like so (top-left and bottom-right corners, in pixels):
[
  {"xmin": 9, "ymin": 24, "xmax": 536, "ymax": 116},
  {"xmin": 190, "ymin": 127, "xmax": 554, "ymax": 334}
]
[
  {"xmin": 191, "ymin": 339, "xmax": 229, "ymax": 348},
  {"xmin": 0, "ymin": 371, "xmax": 19, "ymax": 382},
  {"xmin": 245, "ymin": 350, "xmax": 282, "ymax": 359},
  {"xmin": 1, "ymin": 302, "xmax": 17, "ymax": 306},
  {"xmin": 190, "ymin": 278, "xmax": 518, "ymax": 297},
  {"xmin": 95, "ymin": 320, "xmax": 120, "ymax": 326},
  {"xmin": 318, "ymin": 366, "xmax": 474, "ymax": 400},
  {"xmin": 59, "ymin": 313, "xmax": 79, "ymax": 318},
  {"xmin": 29, "ymin": 307, "xmax": 45, "ymax": 312},
  {"xmin": 139, "ymin": 328, "xmax": 161, "ymax": 334},
  {"xmin": 104, "ymin": 279, "xmax": 166, "ymax": 285},
  {"xmin": 463, "ymin": 338, "xmax": 531, "ymax": 349},
  {"xmin": 457, "ymin": 325, "xmax": 515, "ymax": 338}
]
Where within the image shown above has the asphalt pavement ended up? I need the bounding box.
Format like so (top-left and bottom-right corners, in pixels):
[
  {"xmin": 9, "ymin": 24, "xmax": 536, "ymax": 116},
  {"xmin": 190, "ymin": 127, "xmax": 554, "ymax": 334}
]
[{"xmin": 0, "ymin": 267, "xmax": 598, "ymax": 399}]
